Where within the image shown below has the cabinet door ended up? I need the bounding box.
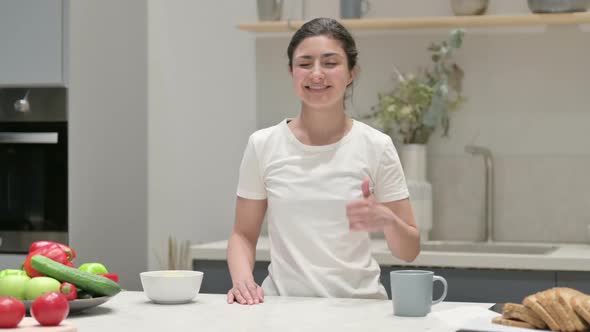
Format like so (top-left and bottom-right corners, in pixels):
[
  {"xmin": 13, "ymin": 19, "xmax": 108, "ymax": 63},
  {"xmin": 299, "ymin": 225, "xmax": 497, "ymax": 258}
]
[
  {"xmin": 193, "ymin": 260, "xmax": 269, "ymax": 294},
  {"xmin": 380, "ymin": 265, "xmax": 393, "ymax": 299},
  {"xmin": 431, "ymin": 268, "xmax": 555, "ymax": 303},
  {"xmin": 556, "ymin": 272, "xmax": 590, "ymax": 294},
  {"xmin": 0, "ymin": 0, "xmax": 63, "ymax": 85}
]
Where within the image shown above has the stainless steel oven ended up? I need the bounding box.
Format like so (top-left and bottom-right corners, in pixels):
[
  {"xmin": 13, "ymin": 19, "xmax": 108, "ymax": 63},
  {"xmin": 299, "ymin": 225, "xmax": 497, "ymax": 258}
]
[{"xmin": 0, "ymin": 88, "xmax": 68, "ymax": 253}]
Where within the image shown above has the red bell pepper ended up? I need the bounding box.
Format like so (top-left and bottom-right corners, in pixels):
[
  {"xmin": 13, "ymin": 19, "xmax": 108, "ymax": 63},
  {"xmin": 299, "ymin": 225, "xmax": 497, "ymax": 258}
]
[
  {"xmin": 29, "ymin": 241, "xmax": 76, "ymax": 262},
  {"xmin": 60, "ymin": 282, "xmax": 78, "ymax": 300},
  {"xmin": 23, "ymin": 243, "xmax": 70, "ymax": 278},
  {"xmin": 99, "ymin": 273, "xmax": 119, "ymax": 283}
]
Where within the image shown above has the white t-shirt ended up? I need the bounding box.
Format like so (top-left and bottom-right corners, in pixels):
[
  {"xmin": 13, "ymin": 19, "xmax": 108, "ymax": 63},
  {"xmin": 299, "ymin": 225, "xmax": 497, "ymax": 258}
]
[{"xmin": 237, "ymin": 118, "xmax": 409, "ymax": 299}]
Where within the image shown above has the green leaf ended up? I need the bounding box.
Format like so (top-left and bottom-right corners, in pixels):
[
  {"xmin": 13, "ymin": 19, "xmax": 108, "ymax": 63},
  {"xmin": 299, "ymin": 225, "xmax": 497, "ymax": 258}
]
[
  {"xmin": 447, "ymin": 64, "xmax": 464, "ymax": 92},
  {"xmin": 449, "ymin": 29, "xmax": 464, "ymax": 49},
  {"xmin": 422, "ymin": 93, "xmax": 444, "ymax": 128}
]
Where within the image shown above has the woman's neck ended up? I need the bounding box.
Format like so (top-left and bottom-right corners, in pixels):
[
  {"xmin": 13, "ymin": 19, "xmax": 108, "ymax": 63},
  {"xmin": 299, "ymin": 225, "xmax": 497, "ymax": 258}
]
[{"xmin": 289, "ymin": 103, "xmax": 352, "ymax": 146}]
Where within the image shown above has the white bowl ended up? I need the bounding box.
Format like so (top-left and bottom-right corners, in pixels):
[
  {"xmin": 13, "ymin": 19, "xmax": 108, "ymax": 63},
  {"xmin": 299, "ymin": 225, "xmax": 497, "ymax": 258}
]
[{"xmin": 140, "ymin": 270, "xmax": 203, "ymax": 304}]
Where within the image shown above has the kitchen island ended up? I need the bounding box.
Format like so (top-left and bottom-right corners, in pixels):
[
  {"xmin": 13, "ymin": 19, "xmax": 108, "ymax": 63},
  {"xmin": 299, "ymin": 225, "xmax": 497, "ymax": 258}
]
[{"xmin": 67, "ymin": 291, "xmax": 500, "ymax": 332}]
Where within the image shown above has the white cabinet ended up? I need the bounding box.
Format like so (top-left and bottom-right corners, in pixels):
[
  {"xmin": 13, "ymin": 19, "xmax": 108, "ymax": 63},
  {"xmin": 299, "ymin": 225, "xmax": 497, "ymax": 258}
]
[{"xmin": 0, "ymin": 0, "xmax": 64, "ymax": 86}]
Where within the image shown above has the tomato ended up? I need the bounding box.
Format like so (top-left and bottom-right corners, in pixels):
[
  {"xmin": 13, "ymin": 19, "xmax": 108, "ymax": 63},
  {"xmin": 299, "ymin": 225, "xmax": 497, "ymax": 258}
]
[
  {"xmin": 59, "ymin": 282, "xmax": 78, "ymax": 301},
  {"xmin": 31, "ymin": 292, "xmax": 69, "ymax": 326},
  {"xmin": 0, "ymin": 296, "xmax": 25, "ymax": 328}
]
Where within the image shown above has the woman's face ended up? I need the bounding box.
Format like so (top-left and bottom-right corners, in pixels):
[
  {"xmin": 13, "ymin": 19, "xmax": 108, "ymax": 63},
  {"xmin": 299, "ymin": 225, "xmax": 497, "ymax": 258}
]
[{"xmin": 290, "ymin": 35, "xmax": 354, "ymax": 109}]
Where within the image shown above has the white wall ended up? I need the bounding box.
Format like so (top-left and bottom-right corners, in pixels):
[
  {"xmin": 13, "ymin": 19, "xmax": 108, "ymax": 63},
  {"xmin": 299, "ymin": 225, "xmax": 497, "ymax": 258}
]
[
  {"xmin": 148, "ymin": 1, "xmax": 257, "ymax": 270},
  {"xmin": 69, "ymin": 0, "xmax": 148, "ymax": 290},
  {"xmin": 69, "ymin": 0, "xmax": 257, "ymax": 288},
  {"xmin": 257, "ymin": 1, "xmax": 590, "ymax": 243}
]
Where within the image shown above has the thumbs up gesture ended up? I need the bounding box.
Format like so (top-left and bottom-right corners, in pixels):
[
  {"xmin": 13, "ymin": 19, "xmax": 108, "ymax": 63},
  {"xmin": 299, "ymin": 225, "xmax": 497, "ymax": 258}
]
[{"xmin": 346, "ymin": 177, "xmax": 393, "ymax": 232}]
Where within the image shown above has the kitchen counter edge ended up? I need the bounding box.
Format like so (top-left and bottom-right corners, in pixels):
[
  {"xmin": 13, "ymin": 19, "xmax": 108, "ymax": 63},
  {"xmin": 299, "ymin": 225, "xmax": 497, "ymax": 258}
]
[{"xmin": 190, "ymin": 237, "xmax": 590, "ymax": 272}]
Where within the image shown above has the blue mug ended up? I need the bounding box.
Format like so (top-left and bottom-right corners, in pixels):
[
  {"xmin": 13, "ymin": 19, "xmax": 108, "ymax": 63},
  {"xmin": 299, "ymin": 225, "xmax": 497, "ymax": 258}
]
[{"xmin": 390, "ymin": 270, "xmax": 448, "ymax": 317}]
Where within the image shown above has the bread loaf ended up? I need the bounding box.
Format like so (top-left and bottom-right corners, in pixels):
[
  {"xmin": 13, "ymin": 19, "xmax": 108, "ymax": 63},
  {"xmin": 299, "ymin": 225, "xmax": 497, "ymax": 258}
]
[
  {"xmin": 492, "ymin": 288, "xmax": 590, "ymax": 331},
  {"xmin": 572, "ymin": 295, "xmax": 590, "ymax": 327},
  {"xmin": 524, "ymin": 290, "xmax": 561, "ymax": 331},
  {"xmin": 492, "ymin": 316, "xmax": 536, "ymax": 329},
  {"xmin": 503, "ymin": 302, "xmax": 547, "ymax": 329},
  {"xmin": 556, "ymin": 288, "xmax": 589, "ymax": 331}
]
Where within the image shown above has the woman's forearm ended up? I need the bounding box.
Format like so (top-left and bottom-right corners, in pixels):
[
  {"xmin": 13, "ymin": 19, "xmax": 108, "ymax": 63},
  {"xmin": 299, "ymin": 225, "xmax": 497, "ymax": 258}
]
[
  {"xmin": 381, "ymin": 205, "xmax": 421, "ymax": 262},
  {"xmin": 227, "ymin": 232, "xmax": 258, "ymax": 283}
]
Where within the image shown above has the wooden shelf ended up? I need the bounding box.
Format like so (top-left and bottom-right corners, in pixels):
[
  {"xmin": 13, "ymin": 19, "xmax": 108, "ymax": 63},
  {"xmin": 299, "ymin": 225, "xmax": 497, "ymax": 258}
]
[{"xmin": 237, "ymin": 12, "xmax": 590, "ymax": 32}]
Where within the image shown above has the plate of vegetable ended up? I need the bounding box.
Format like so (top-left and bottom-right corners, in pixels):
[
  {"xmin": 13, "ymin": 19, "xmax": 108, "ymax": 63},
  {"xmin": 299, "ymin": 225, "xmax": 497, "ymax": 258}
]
[
  {"xmin": 1, "ymin": 241, "xmax": 122, "ymax": 315},
  {"xmin": 28, "ymin": 255, "xmax": 121, "ymax": 313},
  {"xmin": 24, "ymin": 295, "xmax": 115, "ymax": 314}
]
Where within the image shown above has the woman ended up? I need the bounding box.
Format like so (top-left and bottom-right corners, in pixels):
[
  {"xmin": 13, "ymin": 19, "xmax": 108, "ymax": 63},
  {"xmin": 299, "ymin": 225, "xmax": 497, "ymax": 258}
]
[{"xmin": 227, "ymin": 17, "xmax": 420, "ymax": 305}]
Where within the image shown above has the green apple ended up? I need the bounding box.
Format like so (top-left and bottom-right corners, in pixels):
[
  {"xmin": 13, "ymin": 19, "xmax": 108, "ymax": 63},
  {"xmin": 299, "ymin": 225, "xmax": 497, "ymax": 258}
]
[
  {"xmin": 78, "ymin": 262, "xmax": 108, "ymax": 274},
  {"xmin": 24, "ymin": 276, "xmax": 61, "ymax": 300},
  {"xmin": 0, "ymin": 269, "xmax": 27, "ymax": 279},
  {"xmin": 0, "ymin": 275, "xmax": 31, "ymax": 300}
]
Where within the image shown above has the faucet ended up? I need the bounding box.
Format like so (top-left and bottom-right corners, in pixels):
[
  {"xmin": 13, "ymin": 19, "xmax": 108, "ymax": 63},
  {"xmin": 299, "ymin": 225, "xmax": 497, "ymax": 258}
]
[{"xmin": 465, "ymin": 145, "xmax": 494, "ymax": 243}]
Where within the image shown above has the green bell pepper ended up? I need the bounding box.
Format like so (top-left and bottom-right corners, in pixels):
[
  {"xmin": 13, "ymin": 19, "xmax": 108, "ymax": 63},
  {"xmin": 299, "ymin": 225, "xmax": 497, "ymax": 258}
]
[{"xmin": 78, "ymin": 262, "xmax": 109, "ymax": 274}]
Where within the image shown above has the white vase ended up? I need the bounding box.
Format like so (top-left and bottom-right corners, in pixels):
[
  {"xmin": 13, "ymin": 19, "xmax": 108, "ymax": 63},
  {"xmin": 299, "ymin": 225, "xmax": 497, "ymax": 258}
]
[
  {"xmin": 399, "ymin": 144, "xmax": 427, "ymax": 182},
  {"xmin": 399, "ymin": 144, "xmax": 433, "ymax": 242}
]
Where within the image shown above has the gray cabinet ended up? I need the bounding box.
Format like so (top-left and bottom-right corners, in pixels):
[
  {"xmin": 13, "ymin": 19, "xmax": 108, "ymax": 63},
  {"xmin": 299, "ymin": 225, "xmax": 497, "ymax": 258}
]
[
  {"xmin": 0, "ymin": 0, "xmax": 64, "ymax": 86},
  {"xmin": 386, "ymin": 266, "xmax": 555, "ymax": 303},
  {"xmin": 556, "ymin": 271, "xmax": 590, "ymax": 294},
  {"xmin": 194, "ymin": 260, "xmax": 588, "ymax": 304},
  {"xmin": 194, "ymin": 260, "xmax": 269, "ymax": 294}
]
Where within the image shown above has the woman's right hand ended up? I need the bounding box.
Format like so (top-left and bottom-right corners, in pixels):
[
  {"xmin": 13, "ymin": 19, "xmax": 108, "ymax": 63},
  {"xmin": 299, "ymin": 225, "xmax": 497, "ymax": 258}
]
[{"xmin": 227, "ymin": 279, "xmax": 264, "ymax": 305}]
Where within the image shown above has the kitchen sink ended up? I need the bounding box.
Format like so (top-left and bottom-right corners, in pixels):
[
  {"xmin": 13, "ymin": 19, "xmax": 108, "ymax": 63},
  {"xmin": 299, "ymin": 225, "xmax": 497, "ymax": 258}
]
[{"xmin": 420, "ymin": 242, "xmax": 558, "ymax": 255}]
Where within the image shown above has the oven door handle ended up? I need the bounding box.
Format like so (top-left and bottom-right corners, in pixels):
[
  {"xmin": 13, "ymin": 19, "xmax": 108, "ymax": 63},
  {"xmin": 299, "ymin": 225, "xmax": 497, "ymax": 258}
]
[{"xmin": 0, "ymin": 132, "xmax": 59, "ymax": 144}]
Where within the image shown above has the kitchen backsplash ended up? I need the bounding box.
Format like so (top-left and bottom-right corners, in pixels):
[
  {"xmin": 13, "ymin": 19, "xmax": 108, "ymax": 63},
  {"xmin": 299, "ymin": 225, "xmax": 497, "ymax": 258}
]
[{"xmin": 429, "ymin": 155, "xmax": 590, "ymax": 243}]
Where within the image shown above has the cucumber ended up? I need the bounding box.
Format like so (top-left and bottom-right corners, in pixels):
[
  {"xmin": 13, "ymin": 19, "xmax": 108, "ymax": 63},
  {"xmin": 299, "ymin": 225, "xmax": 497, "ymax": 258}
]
[
  {"xmin": 31, "ymin": 255, "xmax": 121, "ymax": 297},
  {"xmin": 76, "ymin": 288, "xmax": 94, "ymax": 299}
]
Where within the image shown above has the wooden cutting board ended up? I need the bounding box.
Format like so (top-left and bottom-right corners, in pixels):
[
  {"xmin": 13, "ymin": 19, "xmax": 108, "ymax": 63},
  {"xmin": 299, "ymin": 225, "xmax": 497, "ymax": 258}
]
[{"xmin": 15, "ymin": 317, "xmax": 76, "ymax": 332}]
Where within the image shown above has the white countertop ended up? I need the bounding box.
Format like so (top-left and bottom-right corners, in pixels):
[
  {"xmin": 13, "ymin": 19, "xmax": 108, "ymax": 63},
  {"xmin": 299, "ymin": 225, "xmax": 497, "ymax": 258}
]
[
  {"xmin": 67, "ymin": 291, "xmax": 505, "ymax": 332},
  {"xmin": 191, "ymin": 237, "xmax": 590, "ymax": 271}
]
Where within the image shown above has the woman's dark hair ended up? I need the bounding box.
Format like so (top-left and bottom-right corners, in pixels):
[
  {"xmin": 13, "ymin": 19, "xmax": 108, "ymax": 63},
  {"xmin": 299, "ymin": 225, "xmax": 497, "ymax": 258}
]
[{"xmin": 287, "ymin": 18, "xmax": 358, "ymax": 72}]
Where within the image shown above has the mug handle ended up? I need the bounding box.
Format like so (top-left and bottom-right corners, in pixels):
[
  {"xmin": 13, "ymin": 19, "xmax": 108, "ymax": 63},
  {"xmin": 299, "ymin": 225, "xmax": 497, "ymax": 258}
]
[
  {"xmin": 361, "ymin": 0, "xmax": 370, "ymax": 17},
  {"xmin": 432, "ymin": 275, "xmax": 447, "ymax": 305}
]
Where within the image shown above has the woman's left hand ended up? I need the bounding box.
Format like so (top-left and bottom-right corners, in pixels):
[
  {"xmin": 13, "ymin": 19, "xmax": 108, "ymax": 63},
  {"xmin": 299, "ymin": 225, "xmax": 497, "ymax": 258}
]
[{"xmin": 346, "ymin": 178, "xmax": 395, "ymax": 232}]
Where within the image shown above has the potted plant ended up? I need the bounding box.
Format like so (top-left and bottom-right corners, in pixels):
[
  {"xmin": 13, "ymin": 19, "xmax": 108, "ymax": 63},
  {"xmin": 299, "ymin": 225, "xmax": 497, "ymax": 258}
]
[
  {"xmin": 365, "ymin": 29, "xmax": 466, "ymax": 181},
  {"xmin": 368, "ymin": 29, "xmax": 465, "ymax": 146}
]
